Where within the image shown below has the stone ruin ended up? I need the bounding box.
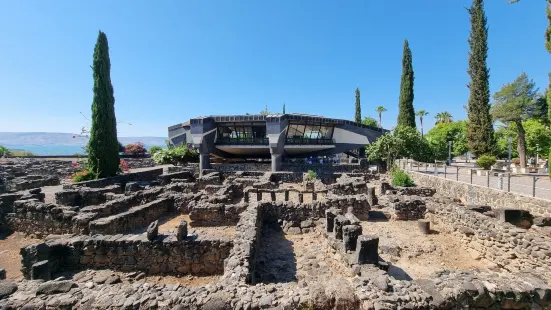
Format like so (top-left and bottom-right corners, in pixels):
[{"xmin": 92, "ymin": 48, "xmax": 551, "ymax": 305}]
[{"xmin": 0, "ymin": 161, "xmax": 549, "ymax": 309}]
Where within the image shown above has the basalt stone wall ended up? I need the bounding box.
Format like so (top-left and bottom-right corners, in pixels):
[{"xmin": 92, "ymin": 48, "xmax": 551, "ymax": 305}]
[
  {"xmin": 189, "ymin": 202, "xmax": 247, "ymax": 226},
  {"xmin": 88, "ymin": 198, "xmax": 173, "ymax": 235},
  {"xmin": 211, "ymin": 163, "xmax": 271, "ymax": 173},
  {"xmin": 55, "ymin": 185, "xmax": 123, "ymax": 207},
  {"xmin": 281, "ymin": 163, "xmax": 369, "ymax": 174},
  {"xmin": 390, "ymin": 199, "xmax": 427, "ymax": 220},
  {"xmin": 21, "ymin": 234, "xmax": 232, "ymax": 279},
  {"xmin": 13, "ymin": 176, "xmax": 60, "ymax": 191},
  {"xmin": 221, "ymin": 203, "xmax": 263, "ymax": 285},
  {"xmin": 410, "ymin": 171, "xmax": 551, "ymax": 217},
  {"xmin": 268, "ymin": 172, "xmax": 303, "ymax": 184},
  {"xmin": 124, "ymin": 158, "xmax": 156, "ymax": 169},
  {"xmin": 394, "ymin": 186, "xmax": 436, "ymax": 197},
  {"xmin": 425, "ymin": 203, "xmax": 551, "ymax": 281},
  {"xmin": 7, "ymin": 200, "xmax": 88, "ymax": 235},
  {"xmin": 328, "ymin": 181, "xmax": 369, "ymax": 195},
  {"xmin": 157, "ymin": 171, "xmax": 194, "ymax": 185},
  {"xmin": 66, "ymin": 168, "xmax": 163, "ymax": 189}
]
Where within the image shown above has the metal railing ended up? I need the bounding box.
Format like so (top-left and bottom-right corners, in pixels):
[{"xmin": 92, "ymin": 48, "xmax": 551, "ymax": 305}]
[
  {"xmin": 215, "ymin": 137, "xmax": 269, "ymax": 145},
  {"xmin": 397, "ymin": 159, "xmax": 551, "ymax": 200},
  {"xmin": 285, "ymin": 137, "xmax": 335, "ymax": 145}
]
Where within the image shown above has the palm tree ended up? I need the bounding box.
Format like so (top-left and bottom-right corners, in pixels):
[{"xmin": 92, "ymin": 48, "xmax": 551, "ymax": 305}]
[
  {"xmin": 375, "ymin": 106, "xmax": 387, "ymax": 128},
  {"xmin": 435, "ymin": 111, "xmax": 453, "ymax": 125},
  {"xmin": 416, "ymin": 110, "xmax": 429, "ymax": 137}
]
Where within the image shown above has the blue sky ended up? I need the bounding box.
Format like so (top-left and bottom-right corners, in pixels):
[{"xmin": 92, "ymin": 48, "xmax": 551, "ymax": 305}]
[{"xmin": 0, "ymin": 0, "xmax": 548, "ymax": 137}]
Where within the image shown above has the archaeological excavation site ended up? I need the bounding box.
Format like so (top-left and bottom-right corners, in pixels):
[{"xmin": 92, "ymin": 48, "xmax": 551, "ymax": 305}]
[{"xmin": 0, "ymin": 158, "xmax": 551, "ymax": 309}]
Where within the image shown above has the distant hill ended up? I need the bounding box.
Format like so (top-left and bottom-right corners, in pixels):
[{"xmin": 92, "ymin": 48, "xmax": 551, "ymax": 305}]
[{"xmin": 0, "ymin": 132, "xmax": 166, "ymax": 147}]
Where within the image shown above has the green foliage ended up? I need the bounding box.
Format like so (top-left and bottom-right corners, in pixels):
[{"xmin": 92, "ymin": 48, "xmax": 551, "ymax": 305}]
[
  {"xmin": 362, "ymin": 116, "xmax": 379, "ymax": 128},
  {"xmin": 548, "ymin": 147, "xmax": 551, "ymax": 178},
  {"xmin": 0, "ymin": 145, "xmax": 9, "ymax": 157},
  {"xmin": 305, "ymin": 170, "xmax": 318, "ymax": 181},
  {"xmin": 476, "ymin": 155, "xmax": 497, "ymax": 170},
  {"xmin": 355, "ymin": 88, "xmax": 362, "ymax": 123},
  {"xmin": 512, "ymin": 158, "xmax": 521, "ymax": 165},
  {"xmin": 283, "ymin": 103, "xmax": 286, "ymax": 114},
  {"xmin": 495, "ymin": 120, "xmax": 551, "ymax": 159},
  {"xmin": 425, "ymin": 121, "xmax": 469, "ymax": 160},
  {"xmin": 152, "ymin": 146, "xmax": 199, "ymax": 166},
  {"xmin": 71, "ymin": 170, "xmax": 97, "ymax": 183},
  {"xmin": 434, "ymin": 112, "xmax": 453, "ymax": 125},
  {"xmin": 491, "ymin": 73, "xmax": 539, "ymax": 122},
  {"xmin": 397, "ymin": 40, "xmax": 416, "ymax": 128},
  {"xmin": 87, "ymin": 30, "xmax": 120, "ymax": 178},
  {"xmin": 148, "ymin": 146, "xmax": 163, "ymax": 155},
  {"xmin": 376, "ymin": 106, "xmax": 387, "ymax": 127},
  {"xmin": 391, "ymin": 170, "xmax": 415, "ymax": 187},
  {"xmin": 366, "ymin": 126, "xmax": 434, "ymax": 167},
  {"xmin": 467, "ymin": 0, "xmax": 495, "ymax": 156},
  {"xmin": 118, "ymin": 141, "xmax": 124, "ymax": 153}
]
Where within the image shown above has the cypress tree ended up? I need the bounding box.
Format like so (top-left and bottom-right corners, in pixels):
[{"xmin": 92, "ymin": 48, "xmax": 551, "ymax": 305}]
[
  {"xmin": 355, "ymin": 88, "xmax": 361, "ymax": 123},
  {"xmin": 88, "ymin": 31, "xmax": 120, "ymax": 178},
  {"xmin": 283, "ymin": 103, "xmax": 286, "ymax": 114},
  {"xmin": 546, "ymin": 1, "xmax": 551, "ymax": 123},
  {"xmin": 466, "ymin": 0, "xmax": 495, "ymax": 156},
  {"xmin": 397, "ymin": 40, "xmax": 416, "ymax": 128}
]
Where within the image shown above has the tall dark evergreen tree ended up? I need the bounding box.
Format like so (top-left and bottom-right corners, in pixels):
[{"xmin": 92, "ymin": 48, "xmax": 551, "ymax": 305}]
[
  {"xmin": 397, "ymin": 40, "xmax": 416, "ymax": 128},
  {"xmin": 354, "ymin": 88, "xmax": 365, "ymax": 157},
  {"xmin": 355, "ymin": 88, "xmax": 361, "ymax": 123},
  {"xmin": 88, "ymin": 31, "xmax": 120, "ymax": 178},
  {"xmin": 466, "ymin": 0, "xmax": 495, "ymax": 156},
  {"xmin": 283, "ymin": 103, "xmax": 286, "ymax": 114}
]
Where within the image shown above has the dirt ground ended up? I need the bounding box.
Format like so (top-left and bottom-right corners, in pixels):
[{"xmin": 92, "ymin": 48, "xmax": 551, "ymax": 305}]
[
  {"xmin": 360, "ymin": 220, "xmax": 492, "ymax": 280},
  {"xmin": 157, "ymin": 214, "xmax": 236, "ymax": 240},
  {"xmin": 0, "ymin": 232, "xmax": 42, "ymax": 280},
  {"xmin": 255, "ymin": 224, "xmax": 349, "ymax": 284}
]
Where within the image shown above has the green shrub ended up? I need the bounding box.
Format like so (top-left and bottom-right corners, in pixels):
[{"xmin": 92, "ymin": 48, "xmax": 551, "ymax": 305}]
[
  {"xmin": 71, "ymin": 170, "xmax": 97, "ymax": 183},
  {"xmin": 305, "ymin": 170, "xmax": 318, "ymax": 181},
  {"xmin": 511, "ymin": 157, "xmax": 521, "ymax": 165},
  {"xmin": 391, "ymin": 170, "xmax": 415, "ymax": 187},
  {"xmin": 148, "ymin": 146, "xmax": 163, "ymax": 155},
  {"xmin": 152, "ymin": 146, "xmax": 199, "ymax": 165},
  {"xmin": 476, "ymin": 155, "xmax": 497, "ymax": 170},
  {"xmin": 0, "ymin": 145, "xmax": 9, "ymax": 157}
]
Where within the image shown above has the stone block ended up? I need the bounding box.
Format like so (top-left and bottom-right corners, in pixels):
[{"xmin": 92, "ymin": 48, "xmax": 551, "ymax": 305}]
[
  {"xmin": 533, "ymin": 217, "xmax": 551, "ymax": 227},
  {"xmin": 177, "ymin": 220, "xmax": 188, "ymax": 241},
  {"xmin": 417, "ymin": 219, "xmax": 430, "ymax": 235},
  {"xmin": 495, "ymin": 209, "xmax": 533, "ymax": 229},
  {"xmin": 334, "ymin": 215, "xmax": 351, "ymax": 240},
  {"xmin": 147, "ymin": 220, "xmax": 159, "ymax": 241},
  {"xmin": 354, "ymin": 235, "xmax": 379, "ymax": 265},
  {"xmin": 343, "ymin": 225, "xmax": 362, "ymax": 252},
  {"xmin": 367, "ymin": 186, "xmax": 378, "ymax": 206},
  {"xmin": 325, "ymin": 208, "xmax": 339, "ymax": 233},
  {"xmin": 31, "ymin": 260, "xmax": 51, "ymax": 280},
  {"xmin": 0, "ymin": 269, "xmax": 5, "ymax": 280}
]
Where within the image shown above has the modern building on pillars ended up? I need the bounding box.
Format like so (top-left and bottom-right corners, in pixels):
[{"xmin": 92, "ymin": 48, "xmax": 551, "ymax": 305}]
[{"xmin": 167, "ymin": 113, "xmax": 387, "ymax": 172}]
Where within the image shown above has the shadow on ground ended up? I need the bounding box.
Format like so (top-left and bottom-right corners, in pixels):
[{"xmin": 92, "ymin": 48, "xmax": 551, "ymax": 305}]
[{"xmin": 254, "ymin": 223, "xmax": 297, "ymax": 284}]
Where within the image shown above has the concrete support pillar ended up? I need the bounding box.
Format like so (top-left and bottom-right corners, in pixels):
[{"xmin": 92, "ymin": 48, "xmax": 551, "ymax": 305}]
[
  {"xmin": 199, "ymin": 153, "xmax": 211, "ymax": 170},
  {"xmin": 271, "ymin": 153, "xmax": 282, "ymax": 172}
]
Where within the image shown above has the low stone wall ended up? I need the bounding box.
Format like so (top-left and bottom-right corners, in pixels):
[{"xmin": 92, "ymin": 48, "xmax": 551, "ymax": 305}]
[
  {"xmin": 221, "ymin": 203, "xmax": 263, "ymax": 285},
  {"xmin": 410, "ymin": 171, "xmax": 551, "ymax": 217},
  {"xmin": 124, "ymin": 158, "xmax": 156, "ymax": 169},
  {"xmin": 281, "ymin": 162, "xmax": 368, "ymax": 174},
  {"xmin": 66, "ymin": 168, "xmax": 163, "ymax": 189},
  {"xmin": 157, "ymin": 171, "xmax": 194, "ymax": 185},
  {"xmin": 88, "ymin": 198, "xmax": 172, "ymax": 235},
  {"xmin": 55, "ymin": 185, "xmax": 122, "ymax": 207},
  {"xmin": 189, "ymin": 202, "xmax": 247, "ymax": 226},
  {"xmin": 13, "ymin": 176, "xmax": 60, "ymax": 191},
  {"xmin": 21, "ymin": 234, "xmax": 232, "ymax": 279},
  {"xmin": 393, "ymin": 186, "xmax": 436, "ymax": 197},
  {"xmin": 390, "ymin": 198, "xmax": 427, "ymax": 220},
  {"xmin": 425, "ymin": 203, "xmax": 551, "ymax": 281},
  {"xmin": 268, "ymin": 172, "xmax": 303, "ymax": 183},
  {"xmin": 212, "ymin": 163, "xmax": 271, "ymax": 173}
]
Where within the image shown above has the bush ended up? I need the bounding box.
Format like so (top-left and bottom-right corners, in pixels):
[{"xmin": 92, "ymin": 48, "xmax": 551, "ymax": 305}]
[
  {"xmin": 0, "ymin": 145, "xmax": 9, "ymax": 157},
  {"xmin": 148, "ymin": 146, "xmax": 163, "ymax": 155},
  {"xmin": 305, "ymin": 170, "xmax": 318, "ymax": 181},
  {"xmin": 476, "ymin": 155, "xmax": 497, "ymax": 170},
  {"xmin": 391, "ymin": 170, "xmax": 415, "ymax": 187},
  {"xmin": 152, "ymin": 146, "xmax": 199, "ymax": 165},
  {"xmin": 124, "ymin": 142, "xmax": 146, "ymax": 156},
  {"xmin": 512, "ymin": 157, "xmax": 521, "ymax": 165},
  {"xmin": 118, "ymin": 159, "xmax": 130, "ymax": 173},
  {"xmin": 118, "ymin": 141, "xmax": 125, "ymax": 153},
  {"xmin": 71, "ymin": 170, "xmax": 97, "ymax": 183}
]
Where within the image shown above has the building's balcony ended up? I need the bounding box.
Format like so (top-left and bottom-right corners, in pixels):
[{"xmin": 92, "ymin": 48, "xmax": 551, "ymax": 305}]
[
  {"xmin": 285, "ymin": 137, "xmax": 335, "ymax": 145},
  {"xmin": 216, "ymin": 137, "xmax": 269, "ymax": 145}
]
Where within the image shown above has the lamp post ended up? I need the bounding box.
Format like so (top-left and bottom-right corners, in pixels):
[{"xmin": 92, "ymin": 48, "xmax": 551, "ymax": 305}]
[
  {"xmin": 507, "ymin": 136, "xmax": 512, "ymax": 172},
  {"xmin": 536, "ymin": 143, "xmax": 540, "ymax": 165}
]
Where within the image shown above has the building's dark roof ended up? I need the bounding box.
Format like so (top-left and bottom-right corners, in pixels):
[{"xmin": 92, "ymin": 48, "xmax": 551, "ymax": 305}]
[{"xmin": 171, "ymin": 113, "xmax": 388, "ymax": 133}]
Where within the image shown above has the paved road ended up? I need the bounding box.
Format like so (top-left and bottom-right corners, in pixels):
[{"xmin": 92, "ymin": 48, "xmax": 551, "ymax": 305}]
[{"xmin": 404, "ymin": 164, "xmax": 551, "ymax": 201}]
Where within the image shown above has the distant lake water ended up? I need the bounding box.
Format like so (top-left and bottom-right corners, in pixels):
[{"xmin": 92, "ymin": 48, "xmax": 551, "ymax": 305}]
[{"xmin": 4, "ymin": 145, "xmax": 163, "ymax": 156}]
